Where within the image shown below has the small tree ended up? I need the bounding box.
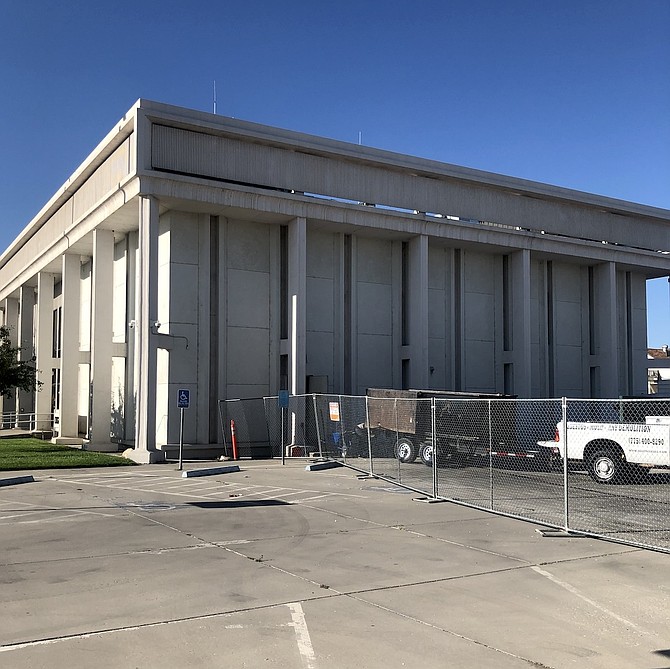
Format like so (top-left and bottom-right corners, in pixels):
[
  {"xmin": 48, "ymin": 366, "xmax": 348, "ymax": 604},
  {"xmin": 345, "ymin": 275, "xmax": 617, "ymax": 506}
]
[{"xmin": 0, "ymin": 325, "xmax": 42, "ymax": 397}]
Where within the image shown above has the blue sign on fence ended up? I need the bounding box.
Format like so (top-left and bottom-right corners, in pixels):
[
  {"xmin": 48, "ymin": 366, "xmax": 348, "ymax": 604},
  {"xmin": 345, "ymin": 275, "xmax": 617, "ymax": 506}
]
[
  {"xmin": 278, "ymin": 390, "xmax": 289, "ymax": 408},
  {"xmin": 177, "ymin": 389, "xmax": 190, "ymax": 409}
]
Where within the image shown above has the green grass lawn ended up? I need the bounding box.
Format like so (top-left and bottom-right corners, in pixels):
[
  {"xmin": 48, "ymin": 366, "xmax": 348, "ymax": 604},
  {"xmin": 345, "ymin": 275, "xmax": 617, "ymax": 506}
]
[{"xmin": 0, "ymin": 438, "xmax": 137, "ymax": 471}]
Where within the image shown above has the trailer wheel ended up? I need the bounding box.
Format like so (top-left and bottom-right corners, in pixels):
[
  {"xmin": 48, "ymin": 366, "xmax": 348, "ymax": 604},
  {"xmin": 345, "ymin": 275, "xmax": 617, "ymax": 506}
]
[
  {"xmin": 394, "ymin": 437, "xmax": 417, "ymax": 463},
  {"xmin": 420, "ymin": 443, "xmax": 433, "ymax": 467},
  {"xmin": 587, "ymin": 448, "xmax": 623, "ymax": 484}
]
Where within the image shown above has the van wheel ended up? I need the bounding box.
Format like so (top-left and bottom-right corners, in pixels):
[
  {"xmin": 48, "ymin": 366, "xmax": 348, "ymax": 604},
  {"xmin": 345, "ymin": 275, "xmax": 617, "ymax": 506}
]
[
  {"xmin": 394, "ymin": 437, "xmax": 417, "ymax": 463},
  {"xmin": 587, "ymin": 449, "xmax": 622, "ymax": 484}
]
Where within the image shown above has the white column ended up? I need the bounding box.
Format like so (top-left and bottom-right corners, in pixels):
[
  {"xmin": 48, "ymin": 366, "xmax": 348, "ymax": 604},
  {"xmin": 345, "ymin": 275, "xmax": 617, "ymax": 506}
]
[
  {"xmin": 17, "ymin": 285, "xmax": 36, "ymax": 425},
  {"xmin": 125, "ymin": 231, "xmax": 138, "ymax": 443},
  {"xmin": 2, "ymin": 298, "xmax": 19, "ymax": 418},
  {"xmin": 58, "ymin": 254, "xmax": 81, "ymax": 441},
  {"xmin": 408, "ymin": 234, "xmax": 429, "ymax": 389},
  {"xmin": 90, "ymin": 229, "xmax": 115, "ymax": 448},
  {"xmin": 596, "ymin": 261, "xmax": 619, "ymax": 397},
  {"xmin": 511, "ymin": 249, "xmax": 532, "ymax": 397},
  {"xmin": 133, "ymin": 196, "xmax": 161, "ymax": 462},
  {"xmin": 288, "ymin": 217, "xmax": 306, "ymax": 395},
  {"xmin": 35, "ymin": 273, "xmax": 54, "ymax": 430}
]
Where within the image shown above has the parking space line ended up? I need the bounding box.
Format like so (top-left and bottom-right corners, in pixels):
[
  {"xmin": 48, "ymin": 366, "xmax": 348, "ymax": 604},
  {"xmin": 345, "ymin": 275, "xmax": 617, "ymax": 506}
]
[
  {"xmin": 530, "ymin": 566, "xmax": 649, "ymax": 636},
  {"xmin": 48, "ymin": 473, "xmax": 367, "ymax": 506},
  {"xmin": 286, "ymin": 602, "xmax": 317, "ymax": 669}
]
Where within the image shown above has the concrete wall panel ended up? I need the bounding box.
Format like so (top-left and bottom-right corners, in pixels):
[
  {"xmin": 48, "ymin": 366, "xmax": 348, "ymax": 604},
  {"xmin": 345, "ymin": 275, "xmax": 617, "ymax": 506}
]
[
  {"xmin": 227, "ymin": 220, "xmax": 270, "ymax": 272},
  {"xmin": 307, "ymin": 276, "xmax": 334, "ymax": 333},
  {"xmin": 306, "ymin": 331, "xmax": 334, "ymax": 383},
  {"xmin": 226, "ymin": 327, "xmax": 270, "ymax": 389},
  {"xmin": 169, "ymin": 263, "xmax": 199, "ymax": 325},
  {"xmin": 356, "ymin": 238, "xmax": 393, "ymax": 284},
  {"xmin": 112, "ymin": 241, "xmax": 127, "ymax": 343},
  {"xmin": 464, "ymin": 341, "xmax": 496, "ymax": 392},
  {"xmin": 357, "ymin": 282, "xmax": 392, "ymax": 336},
  {"xmin": 356, "ymin": 334, "xmax": 392, "ymax": 393}
]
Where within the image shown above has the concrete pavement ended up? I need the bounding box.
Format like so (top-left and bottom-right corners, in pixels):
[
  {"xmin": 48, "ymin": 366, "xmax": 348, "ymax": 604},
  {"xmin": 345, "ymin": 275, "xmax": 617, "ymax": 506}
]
[{"xmin": 1, "ymin": 460, "xmax": 668, "ymax": 668}]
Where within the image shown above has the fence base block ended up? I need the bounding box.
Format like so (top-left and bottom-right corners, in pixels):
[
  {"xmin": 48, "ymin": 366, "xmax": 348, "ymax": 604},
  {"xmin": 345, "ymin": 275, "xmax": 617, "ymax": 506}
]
[
  {"xmin": 305, "ymin": 461, "xmax": 343, "ymax": 472},
  {"xmin": 412, "ymin": 496, "xmax": 447, "ymax": 504},
  {"xmin": 182, "ymin": 466, "xmax": 241, "ymax": 478},
  {"xmin": 0, "ymin": 475, "xmax": 35, "ymax": 487}
]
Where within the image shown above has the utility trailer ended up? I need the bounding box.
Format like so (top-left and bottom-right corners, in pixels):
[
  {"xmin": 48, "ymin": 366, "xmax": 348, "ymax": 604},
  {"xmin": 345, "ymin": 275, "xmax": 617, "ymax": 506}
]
[{"xmin": 365, "ymin": 388, "xmax": 553, "ymax": 468}]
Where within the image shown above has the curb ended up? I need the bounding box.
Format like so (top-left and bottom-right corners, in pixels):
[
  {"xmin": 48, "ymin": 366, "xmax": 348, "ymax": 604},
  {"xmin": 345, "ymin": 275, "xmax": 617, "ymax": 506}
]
[
  {"xmin": 0, "ymin": 475, "xmax": 35, "ymax": 487},
  {"xmin": 182, "ymin": 465, "xmax": 240, "ymax": 478},
  {"xmin": 305, "ymin": 461, "xmax": 343, "ymax": 472}
]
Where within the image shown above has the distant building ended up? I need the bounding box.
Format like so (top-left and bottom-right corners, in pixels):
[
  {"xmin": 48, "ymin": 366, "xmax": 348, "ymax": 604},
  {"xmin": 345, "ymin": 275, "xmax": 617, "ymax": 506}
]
[
  {"xmin": 647, "ymin": 346, "xmax": 670, "ymax": 395},
  {"xmin": 1, "ymin": 100, "xmax": 669, "ymax": 461}
]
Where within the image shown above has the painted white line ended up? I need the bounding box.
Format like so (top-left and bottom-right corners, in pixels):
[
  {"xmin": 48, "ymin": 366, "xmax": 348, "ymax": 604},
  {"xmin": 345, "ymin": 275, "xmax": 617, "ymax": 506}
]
[
  {"xmin": 293, "ymin": 494, "xmax": 332, "ymax": 503},
  {"xmin": 0, "ymin": 512, "xmax": 102, "ymax": 526},
  {"xmin": 262, "ymin": 490, "xmax": 306, "ymax": 500},
  {"xmin": 530, "ymin": 566, "xmax": 649, "ymax": 636},
  {"xmin": 286, "ymin": 602, "xmax": 317, "ymax": 669}
]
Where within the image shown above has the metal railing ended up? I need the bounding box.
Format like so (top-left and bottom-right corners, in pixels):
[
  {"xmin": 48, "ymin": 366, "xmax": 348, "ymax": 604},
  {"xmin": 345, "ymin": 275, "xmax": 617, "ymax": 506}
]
[
  {"xmin": 219, "ymin": 393, "xmax": 670, "ymax": 554},
  {"xmin": 0, "ymin": 412, "xmax": 54, "ymax": 433}
]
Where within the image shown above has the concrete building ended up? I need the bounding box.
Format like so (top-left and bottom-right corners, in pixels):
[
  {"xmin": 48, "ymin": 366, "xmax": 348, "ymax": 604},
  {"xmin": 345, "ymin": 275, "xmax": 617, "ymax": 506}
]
[
  {"xmin": 647, "ymin": 346, "xmax": 670, "ymax": 396},
  {"xmin": 1, "ymin": 100, "xmax": 669, "ymax": 462}
]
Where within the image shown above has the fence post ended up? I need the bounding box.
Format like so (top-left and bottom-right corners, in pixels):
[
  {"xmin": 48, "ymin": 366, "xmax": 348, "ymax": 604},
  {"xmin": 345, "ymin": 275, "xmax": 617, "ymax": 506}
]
[
  {"xmin": 365, "ymin": 396, "xmax": 373, "ymax": 475},
  {"xmin": 488, "ymin": 399, "xmax": 493, "ymax": 510},
  {"xmin": 312, "ymin": 394, "xmax": 323, "ymax": 458},
  {"xmin": 338, "ymin": 395, "xmax": 343, "ymax": 461},
  {"xmin": 281, "ymin": 405, "xmax": 286, "ymax": 465},
  {"xmin": 218, "ymin": 400, "xmax": 230, "ymax": 458},
  {"xmin": 562, "ymin": 396, "xmax": 569, "ymax": 530},
  {"xmin": 395, "ymin": 398, "xmax": 400, "ymax": 482},
  {"xmin": 431, "ymin": 397, "xmax": 438, "ymax": 499}
]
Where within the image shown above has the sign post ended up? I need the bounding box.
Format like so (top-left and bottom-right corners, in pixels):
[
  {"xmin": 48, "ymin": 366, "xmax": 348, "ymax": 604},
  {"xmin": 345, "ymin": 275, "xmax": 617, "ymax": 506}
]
[{"xmin": 177, "ymin": 389, "xmax": 190, "ymax": 471}]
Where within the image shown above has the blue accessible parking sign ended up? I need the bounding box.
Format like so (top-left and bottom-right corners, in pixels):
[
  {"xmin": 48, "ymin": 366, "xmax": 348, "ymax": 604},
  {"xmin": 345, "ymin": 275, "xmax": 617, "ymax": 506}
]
[{"xmin": 177, "ymin": 389, "xmax": 190, "ymax": 409}]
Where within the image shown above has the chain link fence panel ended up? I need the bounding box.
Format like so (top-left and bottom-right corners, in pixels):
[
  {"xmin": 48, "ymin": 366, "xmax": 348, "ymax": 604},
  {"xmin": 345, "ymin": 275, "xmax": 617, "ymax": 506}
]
[
  {"xmin": 217, "ymin": 393, "xmax": 670, "ymax": 553},
  {"xmin": 563, "ymin": 398, "xmax": 670, "ymax": 552},
  {"xmin": 218, "ymin": 398, "xmax": 272, "ymax": 459}
]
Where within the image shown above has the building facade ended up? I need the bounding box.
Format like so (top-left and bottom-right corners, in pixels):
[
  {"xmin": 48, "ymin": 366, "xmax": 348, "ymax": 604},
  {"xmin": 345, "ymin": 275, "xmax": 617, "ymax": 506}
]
[{"xmin": 1, "ymin": 100, "xmax": 669, "ymax": 462}]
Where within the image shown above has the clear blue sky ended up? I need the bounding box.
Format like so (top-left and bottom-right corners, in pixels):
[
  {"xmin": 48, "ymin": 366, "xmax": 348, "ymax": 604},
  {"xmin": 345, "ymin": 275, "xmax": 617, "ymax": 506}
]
[{"xmin": 2, "ymin": 1, "xmax": 669, "ymax": 343}]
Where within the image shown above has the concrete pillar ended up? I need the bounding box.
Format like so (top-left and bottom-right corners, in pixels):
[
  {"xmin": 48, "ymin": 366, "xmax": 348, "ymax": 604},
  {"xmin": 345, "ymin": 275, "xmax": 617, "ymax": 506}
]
[
  {"xmin": 132, "ymin": 196, "xmax": 161, "ymax": 462},
  {"xmin": 90, "ymin": 229, "xmax": 115, "ymax": 449},
  {"xmin": 35, "ymin": 273, "xmax": 54, "ymax": 430},
  {"xmin": 511, "ymin": 249, "xmax": 532, "ymax": 397},
  {"xmin": 288, "ymin": 217, "xmax": 306, "ymax": 395},
  {"xmin": 58, "ymin": 254, "xmax": 81, "ymax": 441},
  {"xmin": 125, "ymin": 232, "xmax": 138, "ymax": 444},
  {"xmin": 596, "ymin": 261, "xmax": 619, "ymax": 397},
  {"xmin": 3, "ymin": 298, "xmax": 18, "ymax": 342},
  {"xmin": 407, "ymin": 235, "xmax": 429, "ymax": 389},
  {"xmin": 17, "ymin": 285, "xmax": 36, "ymax": 425},
  {"xmin": 2, "ymin": 297, "xmax": 19, "ymax": 419}
]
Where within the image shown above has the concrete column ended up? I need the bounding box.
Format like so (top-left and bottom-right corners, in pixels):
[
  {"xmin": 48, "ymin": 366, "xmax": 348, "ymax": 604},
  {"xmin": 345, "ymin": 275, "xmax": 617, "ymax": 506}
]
[
  {"xmin": 596, "ymin": 261, "xmax": 620, "ymax": 397},
  {"xmin": 133, "ymin": 196, "xmax": 161, "ymax": 462},
  {"xmin": 35, "ymin": 273, "xmax": 54, "ymax": 430},
  {"xmin": 17, "ymin": 285, "xmax": 36, "ymax": 425},
  {"xmin": 511, "ymin": 249, "xmax": 532, "ymax": 397},
  {"xmin": 288, "ymin": 217, "xmax": 307, "ymax": 395},
  {"xmin": 58, "ymin": 254, "xmax": 81, "ymax": 441},
  {"xmin": 408, "ymin": 234, "xmax": 429, "ymax": 389},
  {"xmin": 3, "ymin": 298, "xmax": 19, "ymax": 341},
  {"xmin": 2, "ymin": 298, "xmax": 19, "ymax": 418},
  {"xmin": 90, "ymin": 229, "xmax": 115, "ymax": 449},
  {"xmin": 125, "ymin": 232, "xmax": 138, "ymax": 443}
]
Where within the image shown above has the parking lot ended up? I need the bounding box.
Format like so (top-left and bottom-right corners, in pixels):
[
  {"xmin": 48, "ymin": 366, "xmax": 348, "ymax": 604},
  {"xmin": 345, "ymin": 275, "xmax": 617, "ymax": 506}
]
[{"xmin": 1, "ymin": 460, "xmax": 669, "ymax": 668}]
